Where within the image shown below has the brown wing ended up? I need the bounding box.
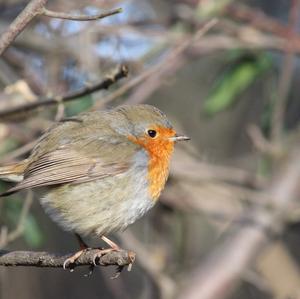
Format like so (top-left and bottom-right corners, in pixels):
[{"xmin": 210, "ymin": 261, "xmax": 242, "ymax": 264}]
[{"xmin": 1, "ymin": 138, "xmax": 139, "ymax": 196}]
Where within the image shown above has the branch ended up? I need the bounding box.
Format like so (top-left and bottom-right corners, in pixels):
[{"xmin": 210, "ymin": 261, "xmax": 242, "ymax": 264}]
[
  {"xmin": 42, "ymin": 7, "xmax": 122, "ymax": 21},
  {"xmin": 0, "ymin": 1, "xmax": 122, "ymax": 56},
  {"xmin": 0, "ymin": 65, "xmax": 129, "ymax": 121},
  {"xmin": 0, "ymin": 248, "xmax": 135, "ymax": 269},
  {"xmin": 92, "ymin": 18, "xmax": 218, "ymax": 110},
  {"xmin": 0, "ymin": 191, "xmax": 33, "ymax": 249},
  {"xmin": 247, "ymin": 124, "xmax": 282, "ymax": 157},
  {"xmin": 0, "ymin": 0, "xmax": 48, "ymax": 56},
  {"xmin": 225, "ymin": 3, "xmax": 300, "ymax": 42},
  {"xmin": 177, "ymin": 148, "xmax": 300, "ymax": 299},
  {"xmin": 271, "ymin": 0, "xmax": 300, "ymax": 143}
]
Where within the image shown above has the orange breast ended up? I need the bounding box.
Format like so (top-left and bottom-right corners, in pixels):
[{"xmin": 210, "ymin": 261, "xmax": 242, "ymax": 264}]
[
  {"xmin": 128, "ymin": 127, "xmax": 175, "ymax": 200},
  {"xmin": 146, "ymin": 138, "xmax": 174, "ymax": 199}
]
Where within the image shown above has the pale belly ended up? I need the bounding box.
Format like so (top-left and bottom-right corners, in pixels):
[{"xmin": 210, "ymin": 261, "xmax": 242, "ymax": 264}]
[{"xmin": 40, "ymin": 165, "xmax": 155, "ymax": 237}]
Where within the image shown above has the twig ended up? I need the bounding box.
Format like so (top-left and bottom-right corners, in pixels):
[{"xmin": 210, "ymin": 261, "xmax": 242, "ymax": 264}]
[
  {"xmin": 171, "ymin": 150, "xmax": 266, "ymax": 189},
  {"xmin": 0, "ymin": 0, "xmax": 48, "ymax": 56},
  {"xmin": 225, "ymin": 3, "xmax": 300, "ymax": 45},
  {"xmin": 271, "ymin": 0, "xmax": 300, "ymax": 143},
  {"xmin": 42, "ymin": 7, "xmax": 122, "ymax": 21},
  {"xmin": 0, "ymin": 191, "xmax": 33, "ymax": 249},
  {"xmin": 126, "ymin": 18, "xmax": 219, "ymax": 105},
  {"xmin": 92, "ymin": 18, "xmax": 218, "ymax": 110},
  {"xmin": 0, "ymin": 65, "xmax": 128, "ymax": 121},
  {"xmin": 247, "ymin": 124, "xmax": 282, "ymax": 157},
  {"xmin": 0, "ymin": 248, "xmax": 135, "ymax": 269},
  {"xmin": 177, "ymin": 148, "xmax": 300, "ymax": 299},
  {"xmin": 0, "ymin": 0, "xmax": 122, "ymax": 56},
  {"xmin": 0, "ymin": 140, "xmax": 36, "ymax": 164},
  {"xmin": 5, "ymin": 191, "xmax": 33, "ymax": 244}
]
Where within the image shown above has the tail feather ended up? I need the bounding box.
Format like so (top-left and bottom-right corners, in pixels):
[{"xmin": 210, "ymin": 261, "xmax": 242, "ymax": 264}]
[
  {"xmin": 0, "ymin": 160, "xmax": 28, "ymax": 197},
  {"xmin": 0, "ymin": 160, "xmax": 27, "ymax": 183}
]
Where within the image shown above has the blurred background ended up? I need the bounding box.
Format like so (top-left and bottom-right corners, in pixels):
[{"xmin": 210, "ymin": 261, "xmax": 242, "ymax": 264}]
[{"xmin": 1, "ymin": 0, "xmax": 300, "ymax": 298}]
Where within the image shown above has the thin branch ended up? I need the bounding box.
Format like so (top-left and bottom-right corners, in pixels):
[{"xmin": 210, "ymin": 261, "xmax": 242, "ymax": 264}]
[
  {"xmin": 0, "ymin": 248, "xmax": 135, "ymax": 269},
  {"xmin": 0, "ymin": 140, "xmax": 36, "ymax": 164},
  {"xmin": 225, "ymin": 3, "xmax": 300, "ymax": 44},
  {"xmin": 0, "ymin": 0, "xmax": 47, "ymax": 56},
  {"xmin": 0, "ymin": 1, "xmax": 122, "ymax": 56},
  {"xmin": 92, "ymin": 18, "xmax": 218, "ymax": 110},
  {"xmin": 247, "ymin": 124, "xmax": 282, "ymax": 157},
  {"xmin": 0, "ymin": 65, "xmax": 128, "ymax": 121},
  {"xmin": 42, "ymin": 7, "xmax": 122, "ymax": 21},
  {"xmin": 271, "ymin": 0, "xmax": 300, "ymax": 143},
  {"xmin": 4, "ymin": 191, "xmax": 33, "ymax": 246}
]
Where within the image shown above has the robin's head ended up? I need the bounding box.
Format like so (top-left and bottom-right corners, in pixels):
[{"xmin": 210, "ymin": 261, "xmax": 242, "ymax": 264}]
[
  {"xmin": 114, "ymin": 105, "xmax": 189, "ymax": 154},
  {"xmin": 113, "ymin": 104, "xmax": 189, "ymax": 200}
]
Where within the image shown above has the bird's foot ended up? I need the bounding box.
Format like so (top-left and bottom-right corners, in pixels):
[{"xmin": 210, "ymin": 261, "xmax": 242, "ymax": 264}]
[
  {"xmin": 92, "ymin": 246, "xmax": 135, "ymax": 279},
  {"xmin": 63, "ymin": 248, "xmax": 91, "ymax": 271},
  {"xmin": 92, "ymin": 247, "xmax": 120, "ymax": 266}
]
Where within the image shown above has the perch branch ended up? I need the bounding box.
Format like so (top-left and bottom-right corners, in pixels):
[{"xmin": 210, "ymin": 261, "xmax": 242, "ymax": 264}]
[
  {"xmin": 0, "ymin": 65, "xmax": 128, "ymax": 121},
  {"xmin": 0, "ymin": 248, "xmax": 135, "ymax": 269}
]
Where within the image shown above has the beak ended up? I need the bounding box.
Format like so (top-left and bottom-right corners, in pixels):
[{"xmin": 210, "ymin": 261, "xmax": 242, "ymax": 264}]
[{"xmin": 169, "ymin": 134, "xmax": 190, "ymax": 142}]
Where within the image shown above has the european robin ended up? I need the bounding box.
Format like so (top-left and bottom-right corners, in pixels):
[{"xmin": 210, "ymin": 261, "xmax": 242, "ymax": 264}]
[{"xmin": 0, "ymin": 104, "xmax": 189, "ymax": 268}]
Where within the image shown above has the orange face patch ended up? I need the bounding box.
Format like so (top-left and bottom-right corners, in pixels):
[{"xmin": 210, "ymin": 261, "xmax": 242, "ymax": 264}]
[{"xmin": 128, "ymin": 126, "xmax": 176, "ymax": 200}]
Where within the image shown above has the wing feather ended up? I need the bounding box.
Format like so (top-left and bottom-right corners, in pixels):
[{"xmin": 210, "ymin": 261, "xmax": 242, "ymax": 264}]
[{"xmin": 1, "ymin": 138, "xmax": 138, "ymax": 196}]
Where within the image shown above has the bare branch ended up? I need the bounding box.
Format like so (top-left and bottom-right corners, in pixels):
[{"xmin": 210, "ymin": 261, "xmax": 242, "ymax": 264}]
[
  {"xmin": 177, "ymin": 148, "xmax": 300, "ymax": 299},
  {"xmin": 92, "ymin": 18, "xmax": 218, "ymax": 110},
  {"xmin": 247, "ymin": 124, "xmax": 282, "ymax": 157},
  {"xmin": 0, "ymin": 248, "xmax": 135, "ymax": 269},
  {"xmin": 42, "ymin": 7, "xmax": 122, "ymax": 21},
  {"xmin": 0, "ymin": 0, "xmax": 48, "ymax": 56},
  {"xmin": 0, "ymin": 140, "xmax": 36, "ymax": 164},
  {"xmin": 225, "ymin": 3, "xmax": 300, "ymax": 43},
  {"xmin": 0, "ymin": 1, "xmax": 122, "ymax": 56},
  {"xmin": 0, "ymin": 65, "xmax": 129, "ymax": 121},
  {"xmin": 270, "ymin": 0, "xmax": 300, "ymax": 143}
]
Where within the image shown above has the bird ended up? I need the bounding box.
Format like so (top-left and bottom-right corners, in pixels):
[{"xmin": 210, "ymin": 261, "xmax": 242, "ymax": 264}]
[{"xmin": 0, "ymin": 104, "xmax": 189, "ymax": 269}]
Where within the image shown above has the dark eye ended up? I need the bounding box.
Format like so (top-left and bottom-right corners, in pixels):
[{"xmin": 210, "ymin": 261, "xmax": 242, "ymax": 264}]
[{"xmin": 147, "ymin": 129, "xmax": 157, "ymax": 138}]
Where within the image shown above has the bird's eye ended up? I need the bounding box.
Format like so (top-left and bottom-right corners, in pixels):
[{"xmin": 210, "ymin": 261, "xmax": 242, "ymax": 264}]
[{"xmin": 147, "ymin": 129, "xmax": 157, "ymax": 138}]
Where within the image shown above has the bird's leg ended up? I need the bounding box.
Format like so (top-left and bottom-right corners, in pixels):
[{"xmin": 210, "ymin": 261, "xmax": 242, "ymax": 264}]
[
  {"xmin": 63, "ymin": 234, "xmax": 91, "ymax": 271},
  {"xmin": 92, "ymin": 235, "xmax": 121, "ymax": 265},
  {"xmin": 101, "ymin": 235, "xmax": 120, "ymax": 250},
  {"xmin": 76, "ymin": 233, "xmax": 89, "ymax": 250}
]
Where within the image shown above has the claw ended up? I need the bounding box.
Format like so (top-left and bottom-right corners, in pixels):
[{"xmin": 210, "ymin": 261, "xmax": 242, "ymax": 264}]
[
  {"xmin": 63, "ymin": 248, "xmax": 90, "ymax": 271},
  {"xmin": 93, "ymin": 253, "xmax": 101, "ymax": 266},
  {"xmin": 63, "ymin": 257, "xmax": 75, "ymax": 271},
  {"xmin": 92, "ymin": 248, "xmax": 120, "ymax": 266}
]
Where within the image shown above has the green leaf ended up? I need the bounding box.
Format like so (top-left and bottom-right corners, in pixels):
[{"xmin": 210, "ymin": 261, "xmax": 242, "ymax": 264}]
[
  {"xmin": 0, "ymin": 138, "xmax": 19, "ymax": 158},
  {"xmin": 204, "ymin": 54, "xmax": 272, "ymax": 116},
  {"xmin": 23, "ymin": 214, "xmax": 44, "ymax": 247},
  {"xmin": 65, "ymin": 95, "xmax": 93, "ymax": 116}
]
